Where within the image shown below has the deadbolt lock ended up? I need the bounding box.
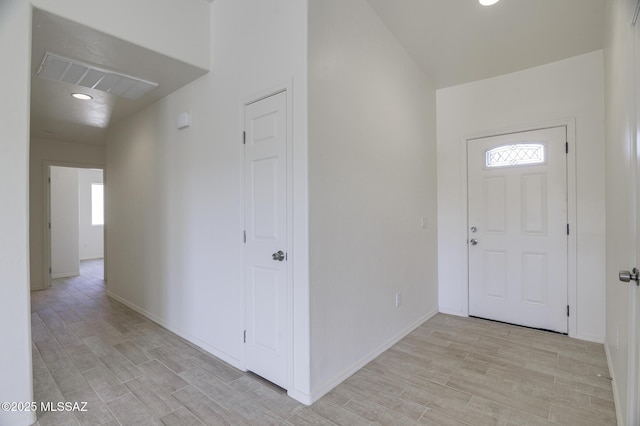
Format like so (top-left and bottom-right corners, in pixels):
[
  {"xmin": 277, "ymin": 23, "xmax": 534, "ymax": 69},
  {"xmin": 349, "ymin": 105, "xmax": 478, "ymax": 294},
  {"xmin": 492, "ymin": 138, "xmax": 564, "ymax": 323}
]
[{"xmin": 619, "ymin": 267, "xmax": 640, "ymax": 285}]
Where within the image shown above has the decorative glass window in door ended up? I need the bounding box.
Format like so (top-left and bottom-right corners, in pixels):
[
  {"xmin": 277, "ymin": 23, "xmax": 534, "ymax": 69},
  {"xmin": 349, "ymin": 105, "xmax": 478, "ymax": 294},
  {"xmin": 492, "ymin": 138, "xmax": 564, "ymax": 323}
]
[{"xmin": 485, "ymin": 143, "xmax": 545, "ymax": 168}]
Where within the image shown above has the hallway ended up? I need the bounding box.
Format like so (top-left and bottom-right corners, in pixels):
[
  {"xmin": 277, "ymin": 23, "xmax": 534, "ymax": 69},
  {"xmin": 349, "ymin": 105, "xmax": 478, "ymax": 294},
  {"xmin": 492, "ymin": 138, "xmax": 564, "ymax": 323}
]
[{"xmin": 30, "ymin": 260, "xmax": 616, "ymax": 425}]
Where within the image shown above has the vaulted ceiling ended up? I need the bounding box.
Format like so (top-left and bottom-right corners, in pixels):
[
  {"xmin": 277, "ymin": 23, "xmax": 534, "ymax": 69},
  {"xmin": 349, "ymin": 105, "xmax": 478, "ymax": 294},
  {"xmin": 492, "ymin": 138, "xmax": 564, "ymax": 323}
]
[{"xmin": 366, "ymin": 0, "xmax": 606, "ymax": 88}]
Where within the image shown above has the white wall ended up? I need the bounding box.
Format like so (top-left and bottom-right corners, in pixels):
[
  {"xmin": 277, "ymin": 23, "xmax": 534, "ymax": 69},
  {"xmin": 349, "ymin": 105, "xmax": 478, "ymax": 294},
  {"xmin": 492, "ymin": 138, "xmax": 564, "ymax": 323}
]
[
  {"xmin": 105, "ymin": 0, "xmax": 310, "ymax": 402},
  {"xmin": 0, "ymin": 1, "xmax": 35, "ymax": 425},
  {"xmin": 50, "ymin": 166, "xmax": 79, "ymax": 278},
  {"xmin": 437, "ymin": 51, "xmax": 606, "ymax": 342},
  {"xmin": 604, "ymin": 0, "xmax": 637, "ymax": 423},
  {"xmin": 78, "ymin": 169, "xmax": 104, "ymax": 260},
  {"xmin": 308, "ymin": 0, "xmax": 438, "ymax": 401},
  {"xmin": 31, "ymin": 0, "xmax": 210, "ymax": 70},
  {"xmin": 30, "ymin": 138, "xmax": 105, "ymax": 290}
]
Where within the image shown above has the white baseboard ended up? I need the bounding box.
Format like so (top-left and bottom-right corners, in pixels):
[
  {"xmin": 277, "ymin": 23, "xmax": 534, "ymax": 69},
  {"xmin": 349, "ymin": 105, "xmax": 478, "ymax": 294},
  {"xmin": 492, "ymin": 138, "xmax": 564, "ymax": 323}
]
[
  {"xmin": 438, "ymin": 306, "xmax": 468, "ymax": 317},
  {"xmin": 307, "ymin": 308, "xmax": 439, "ymax": 405},
  {"xmin": 604, "ymin": 342, "xmax": 623, "ymax": 426},
  {"xmin": 287, "ymin": 388, "xmax": 313, "ymax": 406},
  {"xmin": 572, "ymin": 333, "xmax": 605, "ymax": 344},
  {"xmin": 105, "ymin": 290, "xmax": 243, "ymax": 371},
  {"xmin": 51, "ymin": 272, "xmax": 79, "ymax": 279}
]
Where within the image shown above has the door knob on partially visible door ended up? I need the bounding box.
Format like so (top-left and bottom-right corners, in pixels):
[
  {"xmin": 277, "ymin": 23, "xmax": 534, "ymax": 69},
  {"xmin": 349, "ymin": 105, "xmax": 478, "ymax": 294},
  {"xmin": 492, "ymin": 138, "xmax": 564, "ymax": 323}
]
[
  {"xmin": 619, "ymin": 268, "xmax": 639, "ymax": 284},
  {"xmin": 272, "ymin": 251, "xmax": 285, "ymax": 261},
  {"xmin": 470, "ymin": 239, "xmax": 478, "ymax": 246}
]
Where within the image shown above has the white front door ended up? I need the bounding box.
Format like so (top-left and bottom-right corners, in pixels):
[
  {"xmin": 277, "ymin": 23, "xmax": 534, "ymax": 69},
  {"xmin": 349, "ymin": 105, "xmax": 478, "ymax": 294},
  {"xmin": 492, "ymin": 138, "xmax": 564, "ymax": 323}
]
[
  {"xmin": 468, "ymin": 126, "xmax": 568, "ymax": 333},
  {"xmin": 244, "ymin": 91, "xmax": 289, "ymax": 389}
]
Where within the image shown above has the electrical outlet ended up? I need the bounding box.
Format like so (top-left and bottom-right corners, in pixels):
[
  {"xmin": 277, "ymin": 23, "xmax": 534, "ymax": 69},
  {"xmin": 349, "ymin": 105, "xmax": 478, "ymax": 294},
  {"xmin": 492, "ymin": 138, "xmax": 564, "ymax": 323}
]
[
  {"xmin": 420, "ymin": 216, "xmax": 427, "ymax": 230},
  {"xmin": 395, "ymin": 292, "xmax": 401, "ymax": 308}
]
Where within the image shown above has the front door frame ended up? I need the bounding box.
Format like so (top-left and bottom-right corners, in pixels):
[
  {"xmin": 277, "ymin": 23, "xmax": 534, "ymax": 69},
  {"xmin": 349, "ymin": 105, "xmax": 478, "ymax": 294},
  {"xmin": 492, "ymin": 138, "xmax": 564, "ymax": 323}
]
[
  {"xmin": 460, "ymin": 118, "xmax": 577, "ymax": 337},
  {"xmin": 241, "ymin": 84, "xmax": 294, "ymax": 392}
]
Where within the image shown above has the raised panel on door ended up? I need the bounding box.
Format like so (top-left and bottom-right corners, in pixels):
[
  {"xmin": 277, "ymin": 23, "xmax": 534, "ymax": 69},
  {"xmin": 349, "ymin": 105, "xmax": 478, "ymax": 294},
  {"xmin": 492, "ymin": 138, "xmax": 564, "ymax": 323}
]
[
  {"xmin": 484, "ymin": 176, "xmax": 506, "ymax": 233},
  {"xmin": 468, "ymin": 126, "xmax": 568, "ymax": 333},
  {"xmin": 521, "ymin": 173, "xmax": 547, "ymax": 235},
  {"xmin": 244, "ymin": 91, "xmax": 288, "ymax": 389},
  {"xmin": 521, "ymin": 252, "xmax": 548, "ymax": 305},
  {"xmin": 250, "ymin": 266, "xmax": 281, "ymax": 353},
  {"xmin": 484, "ymin": 250, "xmax": 507, "ymax": 299},
  {"xmin": 251, "ymin": 157, "xmax": 279, "ymax": 240}
]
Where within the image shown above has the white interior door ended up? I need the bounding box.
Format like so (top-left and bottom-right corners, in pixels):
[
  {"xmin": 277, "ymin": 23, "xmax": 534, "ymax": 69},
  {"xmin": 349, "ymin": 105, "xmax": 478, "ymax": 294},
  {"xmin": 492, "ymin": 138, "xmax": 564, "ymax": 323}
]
[
  {"xmin": 468, "ymin": 127, "xmax": 568, "ymax": 333},
  {"xmin": 244, "ymin": 91, "xmax": 289, "ymax": 389}
]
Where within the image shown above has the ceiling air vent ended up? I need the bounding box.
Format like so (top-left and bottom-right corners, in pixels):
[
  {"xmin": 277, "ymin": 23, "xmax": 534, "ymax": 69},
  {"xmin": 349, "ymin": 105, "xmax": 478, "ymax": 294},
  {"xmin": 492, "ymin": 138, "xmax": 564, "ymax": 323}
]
[{"xmin": 36, "ymin": 52, "xmax": 158, "ymax": 100}]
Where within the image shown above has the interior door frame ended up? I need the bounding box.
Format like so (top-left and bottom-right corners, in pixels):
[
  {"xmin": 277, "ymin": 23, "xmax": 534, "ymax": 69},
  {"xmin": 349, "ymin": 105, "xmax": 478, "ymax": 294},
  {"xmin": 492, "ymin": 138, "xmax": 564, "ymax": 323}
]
[
  {"xmin": 460, "ymin": 118, "xmax": 577, "ymax": 337},
  {"xmin": 240, "ymin": 83, "xmax": 294, "ymax": 392},
  {"xmin": 629, "ymin": 4, "xmax": 640, "ymax": 421},
  {"xmin": 43, "ymin": 160, "xmax": 107, "ymax": 289}
]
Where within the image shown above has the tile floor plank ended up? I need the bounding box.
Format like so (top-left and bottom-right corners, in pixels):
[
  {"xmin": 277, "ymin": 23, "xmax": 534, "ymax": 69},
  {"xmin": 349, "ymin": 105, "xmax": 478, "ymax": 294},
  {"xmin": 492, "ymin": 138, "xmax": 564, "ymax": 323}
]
[
  {"xmin": 124, "ymin": 375, "xmax": 183, "ymax": 418},
  {"xmin": 83, "ymin": 364, "xmax": 130, "ymax": 403},
  {"xmin": 160, "ymin": 406, "xmax": 205, "ymax": 426},
  {"xmin": 137, "ymin": 359, "xmax": 190, "ymax": 393},
  {"xmin": 107, "ymin": 393, "xmax": 160, "ymax": 426},
  {"xmin": 98, "ymin": 352, "xmax": 143, "ymax": 382},
  {"xmin": 171, "ymin": 386, "xmax": 238, "ymax": 425},
  {"xmin": 114, "ymin": 340, "xmax": 151, "ymax": 365}
]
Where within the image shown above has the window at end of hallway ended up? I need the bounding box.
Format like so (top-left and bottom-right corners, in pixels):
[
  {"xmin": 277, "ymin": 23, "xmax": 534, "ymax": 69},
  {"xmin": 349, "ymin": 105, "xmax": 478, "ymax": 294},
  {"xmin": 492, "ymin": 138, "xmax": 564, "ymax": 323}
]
[{"xmin": 91, "ymin": 183, "xmax": 104, "ymax": 226}]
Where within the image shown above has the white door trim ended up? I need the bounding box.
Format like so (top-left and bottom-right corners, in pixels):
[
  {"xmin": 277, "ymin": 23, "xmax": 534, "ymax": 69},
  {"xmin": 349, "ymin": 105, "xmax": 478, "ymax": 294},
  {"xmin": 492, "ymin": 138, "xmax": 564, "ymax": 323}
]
[
  {"xmin": 42, "ymin": 161, "xmax": 107, "ymax": 290},
  {"xmin": 240, "ymin": 84, "xmax": 294, "ymax": 392},
  {"xmin": 459, "ymin": 118, "xmax": 577, "ymax": 337},
  {"xmin": 629, "ymin": 8, "xmax": 640, "ymax": 422}
]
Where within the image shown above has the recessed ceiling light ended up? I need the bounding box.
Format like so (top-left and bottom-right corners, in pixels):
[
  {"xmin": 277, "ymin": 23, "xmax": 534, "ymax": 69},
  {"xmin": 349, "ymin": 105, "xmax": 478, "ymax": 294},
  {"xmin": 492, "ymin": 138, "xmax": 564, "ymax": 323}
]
[
  {"xmin": 479, "ymin": 0, "xmax": 500, "ymax": 5},
  {"xmin": 71, "ymin": 93, "xmax": 92, "ymax": 100}
]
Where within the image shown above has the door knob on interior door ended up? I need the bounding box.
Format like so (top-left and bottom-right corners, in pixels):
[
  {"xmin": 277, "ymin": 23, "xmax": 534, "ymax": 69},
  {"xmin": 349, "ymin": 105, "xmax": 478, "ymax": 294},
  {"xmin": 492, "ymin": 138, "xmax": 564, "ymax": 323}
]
[
  {"xmin": 470, "ymin": 239, "xmax": 478, "ymax": 246},
  {"xmin": 272, "ymin": 251, "xmax": 285, "ymax": 261},
  {"xmin": 619, "ymin": 268, "xmax": 640, "ymax": 285}
]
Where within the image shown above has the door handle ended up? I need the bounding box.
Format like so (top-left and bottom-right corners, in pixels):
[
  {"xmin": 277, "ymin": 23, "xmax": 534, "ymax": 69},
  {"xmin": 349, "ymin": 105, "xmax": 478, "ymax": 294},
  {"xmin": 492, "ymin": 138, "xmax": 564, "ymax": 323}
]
[
  {"xmin": 470, "ymin": 239, "xmax": 478, "ymax": 246},
  {"xmin": 619, "ymin": 268, "xmax": 640, "ymax": 285},
  {"xmin": 272, "ymin": 251, "xmax": 285, "ymax": 262}
]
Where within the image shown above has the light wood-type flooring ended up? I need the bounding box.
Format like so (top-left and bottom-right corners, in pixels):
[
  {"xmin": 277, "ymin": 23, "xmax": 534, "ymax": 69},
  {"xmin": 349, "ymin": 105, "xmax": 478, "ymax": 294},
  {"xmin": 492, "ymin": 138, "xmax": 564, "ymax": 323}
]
[{"xmin": 30, "ymin": 259, "xmax": 616, "ymax": 425}]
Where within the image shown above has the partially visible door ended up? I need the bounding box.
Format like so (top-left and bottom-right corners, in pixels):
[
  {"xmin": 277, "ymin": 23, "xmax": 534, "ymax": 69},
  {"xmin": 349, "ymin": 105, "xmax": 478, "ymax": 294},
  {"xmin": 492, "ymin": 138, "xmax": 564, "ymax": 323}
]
[
  {"xmin": 468, "ymin": 127, "xmax": 568, "ymax": 333},
  {"xmin": 629, "ymin": 10, "xmax": 640, "ymax": 423},
  {"xmin": 244, "ymin": 91, "xmax": 289, "ymax": 389}
]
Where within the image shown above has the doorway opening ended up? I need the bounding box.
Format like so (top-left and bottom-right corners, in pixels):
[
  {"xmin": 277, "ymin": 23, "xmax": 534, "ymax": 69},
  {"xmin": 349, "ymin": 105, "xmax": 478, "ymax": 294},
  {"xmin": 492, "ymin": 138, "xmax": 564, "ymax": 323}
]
[{"xmin": 46, "ymin": 164, "xmax": 105, "ymax": 288}]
